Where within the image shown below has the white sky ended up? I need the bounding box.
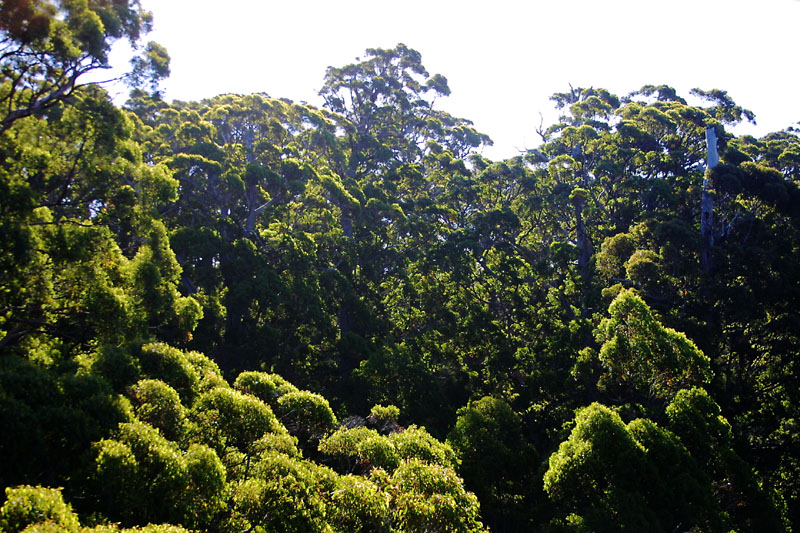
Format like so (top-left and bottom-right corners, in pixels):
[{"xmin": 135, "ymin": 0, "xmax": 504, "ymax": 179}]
[{"xmin": 110, "ymin": 0, "xmax": 800, "ymax": 160}]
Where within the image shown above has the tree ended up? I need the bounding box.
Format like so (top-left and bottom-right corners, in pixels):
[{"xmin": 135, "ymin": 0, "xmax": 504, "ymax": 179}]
[
  {"xmin": 543, "ymin": 403, "xmax": 656, "ymax": 531},
  {"xmin": 228, "ymin": 450, "xmax": 333, "ymax": 533},
  {"xmin": 595, "ymin": 289, "xmax": 712, "ymax": 400},
  {"xmin": 127, "ymin": 379, "xmax": 186, "ymax": 441},
  {"xmin": 326, "ymin": 474, "xmax": 391, "ymax": 532},
  {"xmin": 275, "ymin": 390, "xmax": 337, "ymax": 449},
  {"xmin": 384, "ymin": 458, "xmax": 487, "ymax": 533},
  {"xmin": 233, "ymin": 370, "xmax": 299, "ymax": 408},
  {"xmin": 0, "ymin": 485, "xmax": 80, "ymax": 532},
  {"xmin": 320, "ymin": 43, "xmax": 490, "ymax": 179},
  {"xmin": 544, "ymin": 403, "xmax": 724, "ymax": 532},
  {"xmin": 0, "ymin": 85, "xmax": 196, "ymax": 355},
  {"xmin": 319, "ymin": 421, "xmax": 457, "ymax": 475},
  {"xmin": 0, "ymin": 0, "xmax": 165, "ymax": 132},
  {"xmin": 320, "ymin": 425, "xmax": 399, "ymax": 473},
  {"xmin": 0, "ymin": 353, "xmax": 131, "ymax": 491},
  {"xmin": 93, "ymin": 421, "xmax": 226, "ymax": 529},
  {"xmin": 447, "ymin": 396, "xmax": 538, "ymax": 532},
  {"xmin": 666, "ymin": 388, "xmax": 787, "ymax": 530},
  {"xmin": 189, "ymin": 386, "xmax": 287, "ymax": 457}
]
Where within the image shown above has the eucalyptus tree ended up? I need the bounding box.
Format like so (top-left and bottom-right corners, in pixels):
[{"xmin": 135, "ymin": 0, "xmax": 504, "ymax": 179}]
[
  {"xmin": 0, "ymin": 0, "xmax": 166, "ymax": 132},
  {"xmin": 320, "ymin": 43, "xmax": 490, "ymax": 179},
  {"xmin": 0, "ymin": 86, "xmax": 198, "ymax": 357},
  {"xmin": 543, "ymin": 402, "xmax": 726, "ymax": 532}
]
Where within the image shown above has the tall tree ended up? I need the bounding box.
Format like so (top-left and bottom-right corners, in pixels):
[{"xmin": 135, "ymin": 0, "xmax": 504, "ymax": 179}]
[
  {"xmin": 320, "ymin": 43, "xmax": 490, "ymax": 179},
  {"xmin": 0, "ymin": 0, "xmax": 165, "ymax": 132}
]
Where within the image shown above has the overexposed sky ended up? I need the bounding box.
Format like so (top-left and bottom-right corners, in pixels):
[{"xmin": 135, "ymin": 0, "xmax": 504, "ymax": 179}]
[{"xmin": 113, "ymin": 0, "xmax": 800, "ymax": 160}]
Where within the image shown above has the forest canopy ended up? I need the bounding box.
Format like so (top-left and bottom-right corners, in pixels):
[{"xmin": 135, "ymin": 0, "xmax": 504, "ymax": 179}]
[{"xmin": 2, "ymin": 3, "xmax": 800, "ymax": 531}]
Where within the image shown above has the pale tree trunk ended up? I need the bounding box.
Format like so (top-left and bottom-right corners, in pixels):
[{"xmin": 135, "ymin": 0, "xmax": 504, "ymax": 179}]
[
  {"xmin": 243, "ymin": 187, "xmax": 274, "ymax": 238},
  {"xmin": 700, "ymin": 126, "xmax": 718, "ymax": 273}
]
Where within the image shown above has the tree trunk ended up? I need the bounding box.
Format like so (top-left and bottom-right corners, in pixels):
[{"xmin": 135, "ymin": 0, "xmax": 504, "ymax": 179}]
[
  {"xmin": 574, "ymin": 197, "xmax": 594, "ymax": 319},
  {"xmin": 700, "ymin": 126, "xmax": 718, "ymax": 273}
]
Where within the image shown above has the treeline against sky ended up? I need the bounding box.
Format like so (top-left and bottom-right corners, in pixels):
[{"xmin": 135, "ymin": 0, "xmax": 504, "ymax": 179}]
[{"xmin": 2, "ymin": 2, "xmax": 800, "ymax": 531}]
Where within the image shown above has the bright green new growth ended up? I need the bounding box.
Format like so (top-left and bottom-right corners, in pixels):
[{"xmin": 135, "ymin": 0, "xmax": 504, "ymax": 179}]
[
  {"xmin": 233, "ymin": 371, "xmax": 299, "ymax": 408},
  {"xmin": 0, "ymin": 486, "xmax": 80, "ymax": 533},
  {"xmin": 127, "ymin": 379, "xmax": 186, "ymax": 440},
  {"xmin": 136, "ymin": 342, "xmax": 201, "ymax": 402},
  {"xmin": 596, "ymin": 289, "xmax": 712, "ymax": 399},
  {"xmin": 327, "ymin": 474, "xmax": 391, "ymax": 533},
  {"xmin": 388, "ymin": 458, "xmax": 487, "ymax": 533},
  {"xmin": 190, "ymin": 387, "xmax": 287, "ymax": 454},
  {"xmin": 93, "ymin": 421, "xmax": 226, "ymax": 529},
  {"xmin": 319, "ymin": 426, "xmax": 390, "ymax": 472},
  {"xmin": 276, "ymin": 390, "xmax": 338, "ymax": 442},
  {"xmin": 319, "ymin": 423, "xmax": 457, "ymax": 474},
  {"xmin": 229, "ymin": 451, "xmax": 333, "ymax": 533},
  {"xmin": 368, "ymin": 403, "xmax": 401, "ymax": 425}
]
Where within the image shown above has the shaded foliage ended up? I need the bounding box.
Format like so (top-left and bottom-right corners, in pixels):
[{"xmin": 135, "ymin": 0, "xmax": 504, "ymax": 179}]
[{"xmin": 1, "ymin": 34, "xmax": 799, "ymax": 532}]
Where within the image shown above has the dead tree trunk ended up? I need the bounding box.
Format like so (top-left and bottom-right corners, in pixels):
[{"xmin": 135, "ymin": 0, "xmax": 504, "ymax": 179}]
[{"xmin": 700, "ymin": 126, "xmax": 719, "ymax": 273}]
